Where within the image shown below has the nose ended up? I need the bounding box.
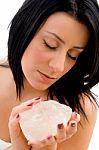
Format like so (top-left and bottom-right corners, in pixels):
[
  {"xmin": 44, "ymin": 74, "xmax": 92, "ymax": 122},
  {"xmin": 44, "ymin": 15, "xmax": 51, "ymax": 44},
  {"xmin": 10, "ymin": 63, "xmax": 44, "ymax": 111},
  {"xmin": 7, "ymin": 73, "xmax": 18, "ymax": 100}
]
[{"xmin": 49, "ymin": 52, "xmax": 66, "ymax": 73}]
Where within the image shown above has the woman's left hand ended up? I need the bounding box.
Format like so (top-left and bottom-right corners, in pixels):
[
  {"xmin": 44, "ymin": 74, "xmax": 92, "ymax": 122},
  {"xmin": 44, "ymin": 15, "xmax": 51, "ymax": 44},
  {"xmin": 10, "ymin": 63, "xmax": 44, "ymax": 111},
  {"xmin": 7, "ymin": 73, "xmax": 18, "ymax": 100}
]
[
  {"xmin": 8, "ymin": 97, "xmax": 43, "ymax": 150},
  {"xmin": 28, "ymin": 112, "xmax": 80, "ymax": 150}
]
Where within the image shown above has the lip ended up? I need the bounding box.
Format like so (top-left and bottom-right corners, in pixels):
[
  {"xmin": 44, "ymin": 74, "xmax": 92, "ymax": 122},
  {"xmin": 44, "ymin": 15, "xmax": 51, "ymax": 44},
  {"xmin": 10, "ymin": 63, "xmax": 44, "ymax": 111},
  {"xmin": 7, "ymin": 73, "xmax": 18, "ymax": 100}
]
[{"xmin": 38, "ymin": 70, "xmax": 57, "ymax": 83}]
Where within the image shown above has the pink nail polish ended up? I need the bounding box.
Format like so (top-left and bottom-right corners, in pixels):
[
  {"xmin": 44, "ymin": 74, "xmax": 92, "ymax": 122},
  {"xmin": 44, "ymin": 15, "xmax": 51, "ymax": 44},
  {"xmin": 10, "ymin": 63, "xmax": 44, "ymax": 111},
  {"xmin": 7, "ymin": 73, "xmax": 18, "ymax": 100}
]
[
  {"xmin": 27, "ymin": 102, "xmax": 34, "ymax": 106},
  {"xmin": 16, "ymin": 114, "xmax": 19, "ymax": 118},
  {"xmin": 47, "ymin": 135, "xmax": 52, "ymax": 140},
  {"xmin": 58, "ymin": 123, "xmax": 64, "ymax": 129},
  {"xmin": 34, "ymin": 97, "xmax": 41, "ymax": 100},
  {"xmin": 71, "ymin": 122, "xmax": 76, "ymax": 127},
  {"xmin": 74, "ymin": 112, "xmax": 78, "ymax": 117}
]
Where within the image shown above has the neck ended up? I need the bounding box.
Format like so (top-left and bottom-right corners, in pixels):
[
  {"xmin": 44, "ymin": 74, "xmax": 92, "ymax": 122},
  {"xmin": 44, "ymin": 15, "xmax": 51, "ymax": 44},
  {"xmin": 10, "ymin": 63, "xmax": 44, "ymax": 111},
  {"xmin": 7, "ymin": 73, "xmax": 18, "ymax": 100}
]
[{"xmin": 20, "ymin": 79, "xmax": 49, "ymax": 102}]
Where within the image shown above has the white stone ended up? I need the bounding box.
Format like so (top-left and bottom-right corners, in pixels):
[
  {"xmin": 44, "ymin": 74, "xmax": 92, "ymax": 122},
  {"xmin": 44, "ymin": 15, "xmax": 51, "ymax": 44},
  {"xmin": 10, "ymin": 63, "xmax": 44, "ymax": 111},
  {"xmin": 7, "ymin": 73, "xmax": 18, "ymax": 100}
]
[{"xmin": 19, "ymin": 100, "xmax": 72, "ymax": 141}]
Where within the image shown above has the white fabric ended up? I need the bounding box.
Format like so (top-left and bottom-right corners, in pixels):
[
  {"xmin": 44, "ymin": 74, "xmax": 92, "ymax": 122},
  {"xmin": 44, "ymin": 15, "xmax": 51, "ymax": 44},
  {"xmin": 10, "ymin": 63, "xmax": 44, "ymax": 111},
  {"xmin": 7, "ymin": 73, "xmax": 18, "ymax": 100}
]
[{"xmin": 0, "ymin": 139, "xmax": 11, "ymax": 150}]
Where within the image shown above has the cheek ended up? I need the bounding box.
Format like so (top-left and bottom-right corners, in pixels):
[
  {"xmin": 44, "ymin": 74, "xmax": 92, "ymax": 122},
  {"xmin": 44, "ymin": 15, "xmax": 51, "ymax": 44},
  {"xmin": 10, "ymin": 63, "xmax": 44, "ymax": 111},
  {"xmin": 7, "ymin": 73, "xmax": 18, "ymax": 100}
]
[
  {"xmin": 21, "ymin": 44, "xmax": 48, "ymax": 68},
  {"xmin": 28, "ymin": 41, "xmax": 51, "ymax": 64}
]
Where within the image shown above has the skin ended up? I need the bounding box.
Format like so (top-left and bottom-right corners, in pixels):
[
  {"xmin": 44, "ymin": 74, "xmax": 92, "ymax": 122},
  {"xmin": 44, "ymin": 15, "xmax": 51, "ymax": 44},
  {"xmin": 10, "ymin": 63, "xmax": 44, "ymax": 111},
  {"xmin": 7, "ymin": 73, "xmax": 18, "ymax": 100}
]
[
  {"xmin": 0, "ymin": 12, "xmax": 97, "ymax": 150},
  {"xmin": 21, "ymin": 12, "xmax": 89, "ymax": 93}
]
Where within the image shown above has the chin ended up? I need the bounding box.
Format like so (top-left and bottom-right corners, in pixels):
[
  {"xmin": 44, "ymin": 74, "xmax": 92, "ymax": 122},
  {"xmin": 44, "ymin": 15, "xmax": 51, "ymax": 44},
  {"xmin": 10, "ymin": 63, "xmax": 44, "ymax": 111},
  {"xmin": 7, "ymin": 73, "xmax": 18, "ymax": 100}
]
[{"xmin": 31, "ymin": 83, "xmax": 50, "ymax": 91}]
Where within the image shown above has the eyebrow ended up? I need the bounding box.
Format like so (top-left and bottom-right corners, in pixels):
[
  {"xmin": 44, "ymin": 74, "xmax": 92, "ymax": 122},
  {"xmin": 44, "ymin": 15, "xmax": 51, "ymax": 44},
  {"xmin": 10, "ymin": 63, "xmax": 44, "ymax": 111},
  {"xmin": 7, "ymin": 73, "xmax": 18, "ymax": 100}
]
[
  {"xmin": 45, "ymin": 30, "xmax": 65, "ymax": 44},
  {"xmin": 44, "ymin": 30, "xmax": 85, "ymax": 51}
]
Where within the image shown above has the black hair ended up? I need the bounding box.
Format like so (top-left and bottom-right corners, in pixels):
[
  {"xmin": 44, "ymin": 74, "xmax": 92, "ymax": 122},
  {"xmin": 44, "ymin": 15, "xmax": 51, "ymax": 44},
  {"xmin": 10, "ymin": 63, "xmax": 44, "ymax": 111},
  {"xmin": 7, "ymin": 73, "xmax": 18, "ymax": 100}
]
[{"xmin": 8, "ymin": 0, "xmax": 99, "ymax": 119}]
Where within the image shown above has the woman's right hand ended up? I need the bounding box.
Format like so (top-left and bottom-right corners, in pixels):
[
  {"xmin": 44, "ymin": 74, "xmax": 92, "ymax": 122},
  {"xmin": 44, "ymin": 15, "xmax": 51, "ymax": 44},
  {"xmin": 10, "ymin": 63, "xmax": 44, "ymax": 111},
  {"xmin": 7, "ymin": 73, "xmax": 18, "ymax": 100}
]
[
  {"xmin": 28, "ymin": 112, "xmax": 80, "ymax": 150},
  {"xmin": 8, "ymin": 97, "xmax": 43, "ymax": 150}
]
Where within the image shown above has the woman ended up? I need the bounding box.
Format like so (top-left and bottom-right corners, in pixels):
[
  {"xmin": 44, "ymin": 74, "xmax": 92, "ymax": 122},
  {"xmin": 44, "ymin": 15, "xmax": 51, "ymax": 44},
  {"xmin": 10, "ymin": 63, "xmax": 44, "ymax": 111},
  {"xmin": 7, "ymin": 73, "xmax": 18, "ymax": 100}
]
[{"xmin": 0, "ymin": 0, "xmax": 99, "ymax": 149}]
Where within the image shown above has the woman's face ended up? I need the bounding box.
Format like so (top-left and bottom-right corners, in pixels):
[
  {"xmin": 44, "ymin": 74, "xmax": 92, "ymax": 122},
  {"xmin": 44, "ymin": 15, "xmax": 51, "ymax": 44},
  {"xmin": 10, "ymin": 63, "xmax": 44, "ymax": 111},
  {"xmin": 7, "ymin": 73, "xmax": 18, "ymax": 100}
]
[{"xmin": 21, "ymin": 12, "xmax": 89, "ymax": 91}]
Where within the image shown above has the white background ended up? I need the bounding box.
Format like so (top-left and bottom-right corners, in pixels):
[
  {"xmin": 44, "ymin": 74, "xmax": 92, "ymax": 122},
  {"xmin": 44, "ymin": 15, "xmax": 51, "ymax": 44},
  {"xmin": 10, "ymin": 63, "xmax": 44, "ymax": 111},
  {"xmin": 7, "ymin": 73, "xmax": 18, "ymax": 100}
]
[{"xmin": 0, "ymin": 0, "xmax": 99, "ymax": 149}]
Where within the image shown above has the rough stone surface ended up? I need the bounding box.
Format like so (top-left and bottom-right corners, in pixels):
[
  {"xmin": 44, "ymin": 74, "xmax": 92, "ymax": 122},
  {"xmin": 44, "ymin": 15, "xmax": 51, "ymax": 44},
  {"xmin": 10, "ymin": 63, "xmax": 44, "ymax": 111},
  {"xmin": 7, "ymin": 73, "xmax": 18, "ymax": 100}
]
[{"xmin": 19, "ymin": 100, "xmax": 72, "ymax": 141}]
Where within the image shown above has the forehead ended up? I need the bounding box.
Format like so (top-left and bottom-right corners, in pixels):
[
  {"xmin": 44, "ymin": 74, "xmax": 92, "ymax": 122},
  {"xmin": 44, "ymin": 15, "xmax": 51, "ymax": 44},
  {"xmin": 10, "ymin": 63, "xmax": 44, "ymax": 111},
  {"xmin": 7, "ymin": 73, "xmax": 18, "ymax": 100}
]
[{"xmin": 38, "ymin": 12, "xmax": 89, "ymax": 47}]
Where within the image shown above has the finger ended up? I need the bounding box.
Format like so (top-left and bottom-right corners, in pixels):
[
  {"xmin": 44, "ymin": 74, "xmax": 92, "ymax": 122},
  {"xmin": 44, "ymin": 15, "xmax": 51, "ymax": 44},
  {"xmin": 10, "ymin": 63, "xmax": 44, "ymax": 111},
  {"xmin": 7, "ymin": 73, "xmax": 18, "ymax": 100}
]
[
  {"xmin": 28, "ymin": 140, "xmax": 42, "ymax": 148},
  {"xmin": 20, "ymin": 97, "xmax": 43, "ymax": 106},
  {"xmin": 46, "ymin": 135, "xmax": 56, "ymax": 145},
  {"xmin": 28, "ymin": 139, "xmax": 48, "ymax": 148},
  {"xmin": 28, "ymin": 136, "xmax": 56, "ymax": 148},
  {"xmin": 55, "ymin": 123, "xmax": 66, "ymax": 143},
  {"xmin": 69, "ymin": 112, "xmax": 80, "ymax": 122},
  {"xmin": 8, "ymin": 113, "xmax": 22, "ymax": 138},
  {"xmin": 10, "ymin": 97, "xmax": 42, "ymax": 119},
  {"xmin": 38, "ymin": 136, "xmax": 56, "ymax": 147},
  {"xmin": 66, "ymin": 120, "xmax": 77, "ymax": 139},
  {"xmin": 9, "ymin": 113, "xmax": 20, "ymax": 128}
]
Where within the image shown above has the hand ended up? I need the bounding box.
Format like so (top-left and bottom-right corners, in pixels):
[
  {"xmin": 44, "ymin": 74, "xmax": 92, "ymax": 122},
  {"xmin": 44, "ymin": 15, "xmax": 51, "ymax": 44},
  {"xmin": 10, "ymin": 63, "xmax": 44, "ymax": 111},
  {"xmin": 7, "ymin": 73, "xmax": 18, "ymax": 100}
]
[
  {"xmin": 8, "ymin": 97, "xmax": 43, "ymax": 150},
  {"xmin": 9, "ymin": 98, "xmax": 80, "ymax": 150},
  {"xmin": 56, "ymin": 111, "xmax": 80, "ymax": 142},
  {"xmin": 28, "ymin": 112, "xmax": 80, "ymax": 150}
]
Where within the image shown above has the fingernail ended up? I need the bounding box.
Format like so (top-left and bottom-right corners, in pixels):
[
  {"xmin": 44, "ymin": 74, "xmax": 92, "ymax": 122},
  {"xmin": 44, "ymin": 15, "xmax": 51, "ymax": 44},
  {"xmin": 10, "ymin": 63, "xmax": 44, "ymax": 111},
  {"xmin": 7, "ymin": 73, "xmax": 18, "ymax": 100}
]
[
  {"xmin": 28, "ymin": 141, "xmax": 31, "ymax": 145},
  {"xmin": 27, "ymin": 97, "xmax": 41, "ymax": 106},
  {"xmin": 47, "ymin": 135, "xmax": 52, "ymax": 140},
  {"xmin": 16, "ymin": 114, "xmax": 19, "ymax": 118},
  {"xmin": 27, "ymin": 102, "xmax": 34, "ymax": 106},
  {"xmin": 74, "ymin": 112, "xmax": 80, "ymax": 122},
  {"xmin": 58, "ymin": 123, "xmax": 64, "ymax": 129},
  {"xmin": 71, "ymin": 122, "xmax": 76, "ymax": 127},
  {"xmin": 74, "ymin": 112, "xmax": 78, "ymax": 117},
  {"xmin": 34, "ymin": 97, "xmax": 41, "ymax": 100}
]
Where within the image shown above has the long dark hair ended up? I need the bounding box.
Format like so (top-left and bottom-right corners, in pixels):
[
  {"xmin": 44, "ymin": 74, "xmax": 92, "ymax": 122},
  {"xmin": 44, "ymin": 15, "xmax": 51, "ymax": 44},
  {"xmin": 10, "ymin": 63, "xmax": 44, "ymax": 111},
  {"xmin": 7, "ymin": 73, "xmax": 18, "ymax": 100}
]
[{"xmin": 8, "ymin": 0, "xmax": 99, "ymax": 119}]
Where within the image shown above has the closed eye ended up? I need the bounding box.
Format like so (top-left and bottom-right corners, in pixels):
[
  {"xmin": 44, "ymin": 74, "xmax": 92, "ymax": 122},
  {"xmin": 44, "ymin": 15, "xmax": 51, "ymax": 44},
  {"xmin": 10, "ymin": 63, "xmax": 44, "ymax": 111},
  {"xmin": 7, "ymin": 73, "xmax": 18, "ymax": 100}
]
[
  {"xmin": 67, "ymin": 53, "xmax": 78, "ymax": 61},
  {"xmin": 43, "ymin": 40, "xmax": 57, "ymax": 50}
]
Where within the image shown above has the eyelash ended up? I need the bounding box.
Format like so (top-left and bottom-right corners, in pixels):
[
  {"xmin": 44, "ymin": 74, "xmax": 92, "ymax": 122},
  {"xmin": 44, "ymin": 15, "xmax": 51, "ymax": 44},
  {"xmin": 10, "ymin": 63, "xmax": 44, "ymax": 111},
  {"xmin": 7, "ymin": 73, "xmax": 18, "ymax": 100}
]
[
  {"xmin": 43, "ymin": 40, "xmax": 77, "ymax": 61},
  {"xmin": 43, "ymin": 40, "xmax": 57, "ymax": 50},
  {"xmin": 67, "ymin": 53, "xmax": 77, "ymax": 61}
]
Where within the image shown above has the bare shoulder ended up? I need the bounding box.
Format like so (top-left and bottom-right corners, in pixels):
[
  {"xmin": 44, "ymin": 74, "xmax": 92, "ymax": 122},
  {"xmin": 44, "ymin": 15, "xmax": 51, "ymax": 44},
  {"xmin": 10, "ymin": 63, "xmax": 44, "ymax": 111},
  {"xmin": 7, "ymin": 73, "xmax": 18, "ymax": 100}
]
[
  {"xmin": 58, "ymin": 94, "xmax": 98, "ymax": 150},
  {"xmin": 0, "ymin": 59, "xmax": 17, "ymax": 142},
  {"xmin": 0, "ymin": 59, "xmax": 11, "ymax": 81},
  {"xmin": 79, "ymin": 93, "xmax": 98, "ymax": 123},
  {"xmin": 0, "ymin": 59, "xmax": 15, "ymax": 100}
]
